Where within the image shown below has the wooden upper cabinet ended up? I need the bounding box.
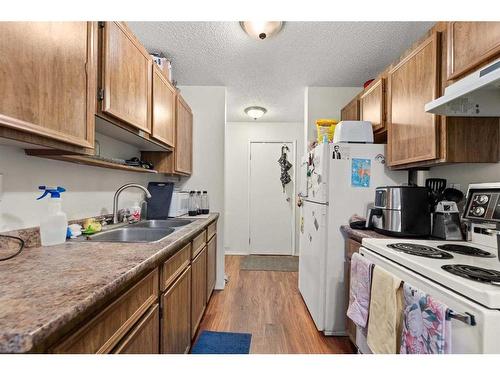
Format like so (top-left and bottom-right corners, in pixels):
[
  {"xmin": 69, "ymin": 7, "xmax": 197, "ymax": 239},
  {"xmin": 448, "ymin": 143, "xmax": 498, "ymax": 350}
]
[
  {"xmin": 152, "ymin": 65, "xmax": 176, "ymax": 147},
  {"xmin": 340, "ymin": 97, "xmax": 360, "ymax": 121},
  {"xmin": 360, "ymin": 78, "xmax": 385, "ymax": 133},
  {"xmin": 447, "ymin": 22, "xmax": 500, "ymax": 80},
  {"xmin": 387, "ymin": 33, "xmax": 441, "ymax": 167},
  {"xmin": 101, "ymin": 22, "xmax": 152, "ymax": 133},
  {"xmin": 175, "ymin": 94, "xmax": 193, "ymax": 175},
  {"xmin": 0, "ymin": 22, "xmax": 97, "ymax": 149}
]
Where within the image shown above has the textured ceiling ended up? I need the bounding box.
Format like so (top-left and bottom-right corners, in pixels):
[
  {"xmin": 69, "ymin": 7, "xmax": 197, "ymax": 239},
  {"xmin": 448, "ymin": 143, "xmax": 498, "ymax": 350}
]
[{"xmin": 128, "ymin": 22, "xmax": 434, "ymax": 122}]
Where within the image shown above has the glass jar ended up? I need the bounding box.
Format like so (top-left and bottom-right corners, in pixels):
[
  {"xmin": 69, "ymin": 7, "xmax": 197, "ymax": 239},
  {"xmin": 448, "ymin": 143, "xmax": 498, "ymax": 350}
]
[
  {"xmin": 188, "ymin": 191, "xmax": 197, "ymax": 216},
  {"xmin": 196, "ymin": 191, "xmax": 202, "ymax": 215},
  {"xmin": 201, "ymin": 191, "xmax": 209, "ymax": 214}
]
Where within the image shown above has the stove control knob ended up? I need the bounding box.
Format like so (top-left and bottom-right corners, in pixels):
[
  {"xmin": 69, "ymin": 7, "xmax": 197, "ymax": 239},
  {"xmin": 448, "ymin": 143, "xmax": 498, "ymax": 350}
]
[
  {"xmin": 474, "ymin": 194, "xmax": 489, "ymax": 204},
  {"xmin": 472, "ymin": 206, "xmax": 485, "ymax": 216}
]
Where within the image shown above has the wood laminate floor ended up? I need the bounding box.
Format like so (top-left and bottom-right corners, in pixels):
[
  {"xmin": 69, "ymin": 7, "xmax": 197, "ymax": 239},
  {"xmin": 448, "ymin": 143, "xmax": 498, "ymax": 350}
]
[{"xmin": 197, "ymin": 255, "xmax": 356, "ymax": 354}]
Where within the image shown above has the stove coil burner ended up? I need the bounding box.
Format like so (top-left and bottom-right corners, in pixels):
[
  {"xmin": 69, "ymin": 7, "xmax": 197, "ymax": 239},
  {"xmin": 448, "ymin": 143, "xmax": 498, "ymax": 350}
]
[
  {"xmin": 437, "ymin": 244, "xmax": 495, "ymax": 258},
  {"xmin": 442, "ymin": 264, "xmax": 500, "ymax": 285},
  {"xmin": 387, "ymin": 243, "xmax": 454, "ymax": 259}
]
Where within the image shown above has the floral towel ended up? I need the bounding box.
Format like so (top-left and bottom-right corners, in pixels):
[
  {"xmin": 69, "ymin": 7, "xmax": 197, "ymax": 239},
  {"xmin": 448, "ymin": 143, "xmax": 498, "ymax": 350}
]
[
  {"xmin": 347, "ymin": 253, "xmax": 374, "ymax": 328},
  {"xmin": 400, "ymin": 283, "xmax": 452, "ymax": 354}
]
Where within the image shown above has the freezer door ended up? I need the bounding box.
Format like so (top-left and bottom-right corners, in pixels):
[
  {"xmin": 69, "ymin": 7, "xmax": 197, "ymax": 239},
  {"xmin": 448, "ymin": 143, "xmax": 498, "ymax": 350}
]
[{"xmin": 298, "ymin": 200, "xmax": 328, "ymax": 331}]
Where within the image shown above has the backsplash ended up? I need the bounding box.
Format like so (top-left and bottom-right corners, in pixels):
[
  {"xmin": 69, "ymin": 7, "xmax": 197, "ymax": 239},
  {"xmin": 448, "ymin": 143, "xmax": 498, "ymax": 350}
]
[{"xmin": 0, "ymin": 137, "xmax": 170, "ymax": 232}]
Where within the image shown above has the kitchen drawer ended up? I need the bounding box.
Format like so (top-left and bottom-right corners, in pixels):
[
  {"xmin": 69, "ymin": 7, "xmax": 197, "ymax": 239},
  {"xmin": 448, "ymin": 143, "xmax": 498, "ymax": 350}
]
[
  {"xmin": 160, "ymin": 242, "xmax": 191, "ymax": 291},
  {"xmin": 207, "ymin": 222, "xmax": 216, "ymax": 241},
  {"xmin": 51, "ymin": 269, "xmax": 158, "ymax": 354},
  {"xmin": 192, "ymin": 230, "xmax": 207, "ymax": 259},
  {"xmin": 345, "ymin": 238, "xmax": 361, "ymax": 260}
]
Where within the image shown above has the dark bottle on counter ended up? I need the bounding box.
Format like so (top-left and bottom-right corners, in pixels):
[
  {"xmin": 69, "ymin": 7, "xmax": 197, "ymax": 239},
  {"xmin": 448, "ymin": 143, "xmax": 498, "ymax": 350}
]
[
  {"xmin": 196, "ymin": 191, "xmax": 202, "ymax": 215},
  {"xmin": 201, "ymin": 190, "xmax": 209, "ymax": 214},
  {"xmin": 188, "ymin": 191, "xmax": 198, "ymax": 216}
]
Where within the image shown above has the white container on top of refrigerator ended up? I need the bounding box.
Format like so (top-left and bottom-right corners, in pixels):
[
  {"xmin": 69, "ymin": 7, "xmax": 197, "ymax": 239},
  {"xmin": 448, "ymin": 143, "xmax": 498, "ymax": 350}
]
[{"xmin": 298, "ymin": 142, "xmax": 407, "ymax": 335}]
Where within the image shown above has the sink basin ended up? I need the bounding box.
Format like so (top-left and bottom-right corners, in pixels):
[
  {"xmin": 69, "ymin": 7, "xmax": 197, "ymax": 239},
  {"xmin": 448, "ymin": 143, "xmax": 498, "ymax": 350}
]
[
  {"xmin": 80, "ymin": 227, "xmax": 175, "ymax": 243},
  {"xmin": 133, "ymin": 219, "xmax": 193, "ymax": 229}
]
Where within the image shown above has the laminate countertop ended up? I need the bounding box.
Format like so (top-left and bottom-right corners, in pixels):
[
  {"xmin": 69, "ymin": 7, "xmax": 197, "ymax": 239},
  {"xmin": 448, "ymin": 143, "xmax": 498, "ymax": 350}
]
[
  {"xmin": 0, "ymin": 213, "xmax": 219, "ymax": 353},
  {"xmin": 340, "ymin": 215, "xmax": 392, "ymax": 243}
]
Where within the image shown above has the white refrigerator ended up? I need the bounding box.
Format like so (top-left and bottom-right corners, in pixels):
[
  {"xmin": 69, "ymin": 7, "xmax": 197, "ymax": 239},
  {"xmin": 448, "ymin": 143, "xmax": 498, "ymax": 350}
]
[{"xmin": 298, "ymin": 142, "xmax": 406, "ymax": 335}]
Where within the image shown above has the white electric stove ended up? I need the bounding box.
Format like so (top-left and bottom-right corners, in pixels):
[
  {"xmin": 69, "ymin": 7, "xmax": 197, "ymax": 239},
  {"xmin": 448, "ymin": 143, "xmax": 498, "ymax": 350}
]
[{"xmin": 358, "ymin": 183, "xmax": 500, "ymax": 354}]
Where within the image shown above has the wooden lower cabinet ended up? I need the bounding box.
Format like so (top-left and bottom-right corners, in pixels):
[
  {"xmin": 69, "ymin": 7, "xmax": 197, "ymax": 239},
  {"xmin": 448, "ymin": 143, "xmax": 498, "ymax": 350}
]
[
  {"xmin": 161, "ymin": 266, "xmax": 192, "ymax": 354},
  {"xmin": 206, "ymin": 234, "xmax": 217, "ymax": 303},
  {"xmin": 51, "ymin": 269, "xmax": 158, "ymax": 354},
  {"xmin": 113, "ymin": 304, "xmax": 160, "ymax": 354},
  {"xmin": 191, "ymin": 246, "xmax": 207, "ymax": 338},
  {"xmin": 50, "ymin": 220, "xmax": 218, "ymax": 354}
]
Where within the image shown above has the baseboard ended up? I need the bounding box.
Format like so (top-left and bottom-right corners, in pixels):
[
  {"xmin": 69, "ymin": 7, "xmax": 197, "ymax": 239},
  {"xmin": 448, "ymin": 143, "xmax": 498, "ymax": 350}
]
[{"xmin": 224, "ymin": 251, "xmax": 249, "ymax": 256}]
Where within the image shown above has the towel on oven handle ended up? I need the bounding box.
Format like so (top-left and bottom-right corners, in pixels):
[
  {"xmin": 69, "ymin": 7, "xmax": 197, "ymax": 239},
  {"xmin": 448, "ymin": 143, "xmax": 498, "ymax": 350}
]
[
  {"xmin": 400, "ymin": 283, "xmax": 452, "ymax": 354},
  {"xmin": 347, "ymin": 253, "xmax": 374, "ymax": 328}
]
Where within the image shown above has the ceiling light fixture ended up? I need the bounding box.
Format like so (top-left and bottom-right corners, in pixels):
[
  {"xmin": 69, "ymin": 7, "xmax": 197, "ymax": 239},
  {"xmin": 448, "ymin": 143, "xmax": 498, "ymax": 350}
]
[
  {"xmin": 240, "ymin": 21, "xmax": 284, "ymax": 40},
  {"xmin": 244, "ymin": 106, "xmax": 267, "ymax": 120}
]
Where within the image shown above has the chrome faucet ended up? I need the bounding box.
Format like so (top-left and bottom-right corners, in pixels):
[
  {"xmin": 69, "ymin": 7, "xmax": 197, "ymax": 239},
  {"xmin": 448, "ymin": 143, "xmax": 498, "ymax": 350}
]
[{"xmin": 113, "ymin": 184, "xmax": 152, "ymax": 224}]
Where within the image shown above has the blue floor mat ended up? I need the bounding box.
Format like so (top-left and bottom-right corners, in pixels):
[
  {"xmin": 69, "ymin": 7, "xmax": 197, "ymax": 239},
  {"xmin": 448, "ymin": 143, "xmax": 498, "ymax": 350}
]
[{"xmin": 191, "ymin": 330, "xmax": 252, "ymax": 354}]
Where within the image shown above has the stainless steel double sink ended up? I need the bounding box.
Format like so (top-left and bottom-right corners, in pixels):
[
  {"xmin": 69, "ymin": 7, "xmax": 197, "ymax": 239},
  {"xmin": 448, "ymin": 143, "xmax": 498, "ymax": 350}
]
[{"xmin": 75, "ymin": 219, "xmax": 193, "ymax": 243}]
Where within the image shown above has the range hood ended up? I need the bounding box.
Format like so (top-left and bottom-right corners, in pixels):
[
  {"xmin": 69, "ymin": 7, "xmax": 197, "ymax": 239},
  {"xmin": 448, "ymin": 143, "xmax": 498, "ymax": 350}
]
[{"xmin": 425, "ymin": 59, "xmax": 500, "ymax": 116}]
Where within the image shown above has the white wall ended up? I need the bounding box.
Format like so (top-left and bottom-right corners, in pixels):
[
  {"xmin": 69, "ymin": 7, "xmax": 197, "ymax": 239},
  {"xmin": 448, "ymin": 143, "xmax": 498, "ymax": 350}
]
[
  {"xmin": 176, "ymin": 86, "xmax": 226, "ymax": 289},
  {"xmin": 304, "ymin": 87, "xmax": 363, "ymax": 145},
  {"xmin": 224, "ymin": 121, "xmax": 304, "ymax": 255},
  {"xmin": 0, "ymin": 132, "xmax": 169, "ymax": 232}
]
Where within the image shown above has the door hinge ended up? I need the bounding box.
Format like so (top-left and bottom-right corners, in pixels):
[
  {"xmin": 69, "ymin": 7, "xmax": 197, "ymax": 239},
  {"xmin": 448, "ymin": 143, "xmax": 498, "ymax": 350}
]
[
  {"xmin": 97, "ymin": 88, "xmax": 104, "ymax": 101},
  {"xmin": 248, "ymin": 237, "xmax": 251, "ymax": 245},
  {"xmin": 98, "ymin": 21, "xmax": 105, "ymax": 29}
]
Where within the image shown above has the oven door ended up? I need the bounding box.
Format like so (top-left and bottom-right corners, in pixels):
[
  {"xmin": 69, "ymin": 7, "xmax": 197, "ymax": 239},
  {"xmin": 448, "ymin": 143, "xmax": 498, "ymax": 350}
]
[{"xmin": 358, "ymin": 246, "xmax": 500, "ymax": 354}]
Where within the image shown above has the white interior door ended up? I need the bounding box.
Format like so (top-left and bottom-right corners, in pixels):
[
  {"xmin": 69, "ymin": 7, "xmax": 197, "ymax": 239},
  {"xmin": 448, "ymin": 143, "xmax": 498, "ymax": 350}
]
[{"xmin": 249, "ymin": 142, "xmax": 294, "ymax": 255}]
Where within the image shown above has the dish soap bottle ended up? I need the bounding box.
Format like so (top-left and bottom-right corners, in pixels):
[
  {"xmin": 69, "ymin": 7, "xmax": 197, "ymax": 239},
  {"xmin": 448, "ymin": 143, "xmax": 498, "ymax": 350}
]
[{"xmin": 37, "ymin": 186, "xmax": 67, "ymax": 246}]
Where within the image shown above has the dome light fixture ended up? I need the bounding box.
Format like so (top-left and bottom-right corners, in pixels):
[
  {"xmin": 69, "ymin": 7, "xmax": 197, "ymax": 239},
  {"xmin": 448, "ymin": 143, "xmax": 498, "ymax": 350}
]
[
  {"xmin": 240, "ymin": 21, "xmax": 284, "ymax": 40},
  {"xmin": 244, "ymin": 106, "xmax": 267, "ymax": 120}
]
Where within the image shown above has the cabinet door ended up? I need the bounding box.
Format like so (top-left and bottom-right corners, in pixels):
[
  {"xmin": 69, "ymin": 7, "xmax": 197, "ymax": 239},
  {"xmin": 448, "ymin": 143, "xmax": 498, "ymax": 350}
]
[
  {"xmin": 447, "ymin": 22, "xmax": 500, "ymax": 80},
  {"xmin": 101, "ymin": 22, "xmax": 152, "ymax": 133},
  {"xmin": 0, "ymin": 22, "xmax": 96, "ymax": 149},
  {"xmin": 162, "ymin": 266, "xmax": 191, "ymax": 354},
  {"xmin": 360, "ymin": 78, "xmax": 385, "ymax": 133},
  {"xmin": 113, "ymin": 304, "xmax": 159, "ymax": 354},
  {"xmin": 387, "ymin": 33, "xmax": 440, "ymax": 167},
  {"xmin": 175, "ymin": 95, "xmax": 193, "ymax": 175},
  {"xmin": 152, "ymin": 65, "xmax": 176, "ymax": 147},
  {"xmin": 191, "ymin": 246, "xmax": 207, "ymax": 338},
  {"xmin": 206, "ymin": 234, "xmax": 217, "ymax": 303},
  {"xmin": 340, "ymin": 98, "xmax": 360, "ymax": 121}
]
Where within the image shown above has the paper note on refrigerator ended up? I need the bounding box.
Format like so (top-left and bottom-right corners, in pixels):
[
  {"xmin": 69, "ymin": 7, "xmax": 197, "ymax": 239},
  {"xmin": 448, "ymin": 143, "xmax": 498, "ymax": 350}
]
[{"xmin": 351, "ymin": 158, "xmax": 371, "ymax": 188}]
